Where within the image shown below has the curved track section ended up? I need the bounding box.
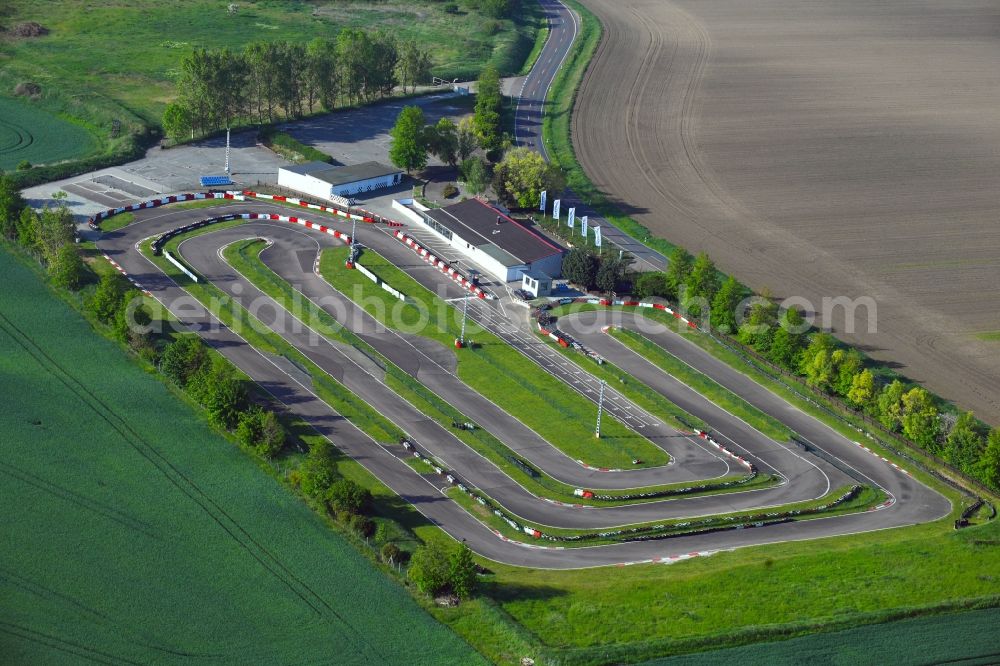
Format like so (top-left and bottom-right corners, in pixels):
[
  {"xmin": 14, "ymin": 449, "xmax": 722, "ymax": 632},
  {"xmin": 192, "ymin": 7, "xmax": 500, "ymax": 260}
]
[{"xmin": 96, "ymin": 201, "xmax": 951, "ymax": 567}]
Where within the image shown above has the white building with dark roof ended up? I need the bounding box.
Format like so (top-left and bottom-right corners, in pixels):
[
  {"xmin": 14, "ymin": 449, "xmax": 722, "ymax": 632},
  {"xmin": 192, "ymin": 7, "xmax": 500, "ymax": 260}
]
[
  {"xmin": 417, "ymin": 198, "xmax": 564, "ymax": 283},
  {"xmin": 277, "ymin": 161, "xmax": 403, "ymax": 201}
]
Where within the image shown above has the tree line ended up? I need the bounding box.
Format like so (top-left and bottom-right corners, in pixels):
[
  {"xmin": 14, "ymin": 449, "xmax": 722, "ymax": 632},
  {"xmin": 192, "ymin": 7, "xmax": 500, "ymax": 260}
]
[
  {"xmin": 163, "ymin": 30, "xmax": 433, "ymax": 139},
  {"xmin": 389, "ymin": 63, "xmax": 564, "ymax": 210},
  {"xmin": 632, "ymin": 245, "xmax": 1000, "ymax": 491}
]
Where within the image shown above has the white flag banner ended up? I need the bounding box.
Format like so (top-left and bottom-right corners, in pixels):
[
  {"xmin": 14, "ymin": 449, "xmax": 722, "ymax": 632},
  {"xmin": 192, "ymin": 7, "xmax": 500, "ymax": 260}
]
[
  {"xmin": 553, "ymin": 199, "xmax": 561, "ymax": 221},
  {"xmin": 581, "ymin": 215, "xmax": 589, "ymax": 238},
  {"xmin": 567, "ymin": 207, "xmax": 576, "ymax": 229},
  {"xmin": 539, "ymin": 190, "xmax": 547, "ymax": 212},
  {"xmin": 594, "ymin": 225, "xmax": 602, "ymax": 247}
]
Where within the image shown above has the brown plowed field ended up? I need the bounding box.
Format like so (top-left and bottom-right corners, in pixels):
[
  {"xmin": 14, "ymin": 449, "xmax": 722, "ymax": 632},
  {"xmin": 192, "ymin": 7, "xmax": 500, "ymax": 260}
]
[{"xmin": 574, "ymin": 0, "xmax": 1000, "ymax": 425}]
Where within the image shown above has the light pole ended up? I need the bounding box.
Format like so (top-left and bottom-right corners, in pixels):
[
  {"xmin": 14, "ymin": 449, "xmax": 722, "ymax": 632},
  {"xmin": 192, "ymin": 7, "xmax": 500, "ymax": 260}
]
[
  {"xmin": 455, "ymin": 294, "xmax": 469, "ymax": 349},
  {"xmin": 346, "ymin": 216, "xmax": 358, "ymax": 269},
  {"xmin": 595, "ymin": 380, "xmax": 606, "ymax": 438}
]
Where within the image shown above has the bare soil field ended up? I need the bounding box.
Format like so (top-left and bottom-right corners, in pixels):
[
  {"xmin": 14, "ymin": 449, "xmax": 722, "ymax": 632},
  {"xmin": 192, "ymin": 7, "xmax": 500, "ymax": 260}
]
[{"xmin": 574, "ymin": 0, "xmax": 1000, "ymax": 425}]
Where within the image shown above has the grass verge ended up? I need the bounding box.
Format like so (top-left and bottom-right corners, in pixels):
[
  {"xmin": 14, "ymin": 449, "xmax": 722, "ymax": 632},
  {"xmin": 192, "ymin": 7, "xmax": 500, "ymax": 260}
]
[{"xmin": 607, "ymin": 326, "xmax": 795, "ymax": 442}]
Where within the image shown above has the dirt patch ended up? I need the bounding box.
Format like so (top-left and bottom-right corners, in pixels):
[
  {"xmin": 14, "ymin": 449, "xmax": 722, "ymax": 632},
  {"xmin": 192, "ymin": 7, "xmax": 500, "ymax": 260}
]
[
  {"xmin": 8, "ymin": 21, "xmax": 48, "ymax": 38},
  {"xmin": 574, "ymin": 0, "xmax": 1000, "ymax": 425},
  {"xmin": 13, "ymin": 81, "xmax": 41, "ymax": 98}
]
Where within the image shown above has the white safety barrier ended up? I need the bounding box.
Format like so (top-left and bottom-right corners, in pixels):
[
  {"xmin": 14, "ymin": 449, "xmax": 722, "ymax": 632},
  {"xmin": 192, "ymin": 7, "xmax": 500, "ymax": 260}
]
[{"xmin": 164, "ymin": 251, "xmax": 198, "ymax": 282}]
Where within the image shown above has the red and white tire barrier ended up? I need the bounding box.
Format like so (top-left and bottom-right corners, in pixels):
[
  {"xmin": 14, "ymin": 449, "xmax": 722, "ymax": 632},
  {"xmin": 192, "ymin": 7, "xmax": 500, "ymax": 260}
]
[
  {"xmin": 239, "ymin": 191, "xmax": 406, "ymax": 226},
  {"xmin": 854, "ymin": 441, "xmax": 913, "ymax": 476},
  {"xmin": 694, "ymin": 429, "xmax": 756, "ymax": 472},
  {"xmin": 102, "ymin": 254, "xmax": 152, "ymax": 297},
  {"xmin": 491, "ymin": 530, "xmax": 562, "ymax": 549},
  {"xmin": 235, "ymin": 213, "xmax": 352, "ymax": 245},
  {"xmin": 392, "ymin": 230, "xmax": 491, "ymax": 299},
  {"xmin": 578, "ymin": 297, "xmax": 698, "ymax": 329},
  {"xmin": 574, "ymin": 460, "xmax": 622, "ymax": 473},
  {"xmin": 89, "ymin": 192, "xmax": 244, "ymax": 230}
]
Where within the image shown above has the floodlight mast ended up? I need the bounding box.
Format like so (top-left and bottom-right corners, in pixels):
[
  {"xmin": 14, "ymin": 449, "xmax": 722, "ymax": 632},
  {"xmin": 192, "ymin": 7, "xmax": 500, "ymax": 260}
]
[
  {"xmin": 455, "ymin": 294, "xmax": 469, "ymax": 349},
  {"xmin": 595, "ymin": 380, "xmax": 607, "ymax": 438},
  {"xmin": 225, "ymin": 128, "xmax": 231, "ymax": 176}
]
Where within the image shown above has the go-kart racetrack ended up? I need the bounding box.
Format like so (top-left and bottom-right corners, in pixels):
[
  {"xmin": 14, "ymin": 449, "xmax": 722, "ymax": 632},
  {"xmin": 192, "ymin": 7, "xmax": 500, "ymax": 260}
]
[
  {"xmin": 571, "ymin": 0, "xmax": 1000, "ymax": 425},
  {"xmin": 97, "ymin": 201, "xmax": 950, "ymax": 568}
]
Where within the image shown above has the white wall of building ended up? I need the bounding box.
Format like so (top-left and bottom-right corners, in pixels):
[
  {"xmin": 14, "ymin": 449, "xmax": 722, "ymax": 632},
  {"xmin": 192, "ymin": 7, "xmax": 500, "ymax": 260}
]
[
  {"xmin": 277, "ymin": 169, "xmax": 331, "ymax": 201},
  {"xmin": 332, "ymin": 173, "xmax": 402, "ymax": 197},
  {"xmin": 278, "ymin": 169, "xmax": 402, "ymax": 201}
]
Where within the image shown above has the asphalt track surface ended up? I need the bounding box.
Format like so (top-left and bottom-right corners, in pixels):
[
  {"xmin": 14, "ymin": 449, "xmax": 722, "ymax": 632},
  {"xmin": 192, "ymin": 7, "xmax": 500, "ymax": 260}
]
[{"xmin": 98, "ymin": 202, "xmax": 951, "ymax": 568}]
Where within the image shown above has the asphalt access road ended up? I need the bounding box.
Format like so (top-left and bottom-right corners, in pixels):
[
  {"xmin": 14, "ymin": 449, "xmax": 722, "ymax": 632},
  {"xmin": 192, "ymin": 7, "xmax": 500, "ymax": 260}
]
[
  {"xmin": 513, "ymin": 0, "xmax": 669, "ymax": 272},
  {"xmin": 95, "ymin": 205, "xmax": 952, "ymax": 567}
]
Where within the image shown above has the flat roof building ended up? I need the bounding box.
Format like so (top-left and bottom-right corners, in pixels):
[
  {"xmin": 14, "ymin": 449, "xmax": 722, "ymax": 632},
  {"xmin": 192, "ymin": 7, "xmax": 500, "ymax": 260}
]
[
  {"xmin": 418, "ymin": 198, "xmax": 564, "ymax": 283},
  {"xmin": 277, "ymin": 161, "xmax": 403, "ymax": 201}
]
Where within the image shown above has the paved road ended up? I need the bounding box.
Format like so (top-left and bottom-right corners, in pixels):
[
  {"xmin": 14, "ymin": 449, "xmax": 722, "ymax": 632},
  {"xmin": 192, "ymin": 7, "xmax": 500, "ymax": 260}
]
[
  {"xmin": 95, "ymin": 203, "xmax": 951, "ymax": 567},
  {"xmin": 513, "ymin": 0, "xmax": 669, "ymax": 272}
]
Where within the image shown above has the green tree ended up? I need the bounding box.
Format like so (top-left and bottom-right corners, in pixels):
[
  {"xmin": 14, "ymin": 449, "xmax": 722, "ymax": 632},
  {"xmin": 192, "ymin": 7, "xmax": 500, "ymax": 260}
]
[
  {"xmin": 831, "ymin": 349, "xmax": 863, "ymax": 398},
  {"xmin": 0, "ymin": 171, "xmax": 26, "ymax": 240},
  {"xmin": 768, "ymin": 308, "xmax": 806, "ymax": 369},
  {"xmin": 236, "ymin": 406, "xmax": 286, "ymax": 458},
  {"xmin": 901, "ymin": 387, "xmax": 939, "ymax": 450},
  {"xmin": 162, "ymin": 101, "xmax": 193, "ymax": 140},
  {"xmin": 396, "ymin": 40, "xmax": 431, "ymax": 93},
  {"xmin": 427, "ymin": 117, "xmax": 459, "ymax": 167},
  {"xmin": 562, "ymin": 248, "xmax": 597, "ymax": 289},
  {"xmin": 798, "ymin": 333, "xmax": 835, "ymax": 376},
  {"xmin": 737, "ymin": 294, "xmax": 778, "ymax": 352},
  {"xmin": 945, "ymin": 411, "xmax": 983, "ymax": 473},
  {"xmin": 473, "ymin": 64, "xmax": 504, "ymax": 158},
  {"xmin": 49, "ymin": 244, "xmax": 84, "ymax": 290},
  {"xmin": 298, "ymin": 440, "xmax": 338, "ymax": 499},
  {"xmin": 36, "ymin": 206, "xmax": 74, "ymax": 265},
  {"xmin": 460, "ymin": 157, "xmax": 489, "ymax": 195},
  {"xmin": 687, "ymin": 252, "xmax": 720, "ymax": 305},
  {"xmin": 634, "ymin": 272, "xmax": 669, "ymax": 299},
  {"xmin": 978, "ymin": 429, "xmax": 1000, "ymax": 489},
  {"xmin": 449, "ymin": 542, "xmax": 477, "ymax": 599},
  {"xmin": 492, "ymin": 147, "xmax": 564, "ymax": 208},
  {"xmin": 847, "ymin": 368, "xmax": 876, "ymax": 411},
  {"xmin": 111, "ymin": 289, "xmax": 151, "ymax": 344},
  {"xmin": 389, "ymin": 105, "xmax": 429, "ymax": 173},
  {"xmin": 160, "ymin": 336, "xmax": 208, "ymax": 387},
  {"xmin": 15, "ymin": 206, "xmax": 39, "ymax": 250},
  {"xmin": 664, "ymin": 247, "xmax": 692, "ymax": 300},
  {"xmin": 710, "ymin": 275, "xmax": 743, "ymax": 333},
  {"xmin": 456, "ymin": 117, "xmax": 479, "ymax": 163},
  {"xmin": 327, "ymin": 478, "xmax": 372, "ymax": 515},
  {"xmin": 89, "ymin": 272, "xmax": 128, "ymax": 323},
  {"xmin": 595, "ymin": 255, "xmax": 623, "ymax": 294},
  {"xmin": 381, "ymin": 542, "xmax": 402, "ymax": 565},
  {"xmin": 188, "ymin": 356, "xmax": 245, "ymax": 429},
  {"xmin": 407, "ymin": 540, "xmax": 451, "ymax": 596},
  {"xmin": 305, "ymin": 37, "xmax": 338, "ymax": 113},
  {"xmin": 877, "ymin": 379, "xmax": 906, "ymax": 432}
]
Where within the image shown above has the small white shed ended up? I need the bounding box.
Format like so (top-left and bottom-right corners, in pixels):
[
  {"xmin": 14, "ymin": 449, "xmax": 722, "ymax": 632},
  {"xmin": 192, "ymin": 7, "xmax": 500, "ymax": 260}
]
[{"xmin": 277, "ymin": 161, "xmax": 403, "ymax": 201}]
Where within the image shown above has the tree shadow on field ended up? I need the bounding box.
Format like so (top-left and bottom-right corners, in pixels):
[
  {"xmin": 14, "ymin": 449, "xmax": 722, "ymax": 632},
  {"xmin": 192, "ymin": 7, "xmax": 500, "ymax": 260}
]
[{"xmin": 484, "ymin": 581, "xmax": 568, "ymax": 606}]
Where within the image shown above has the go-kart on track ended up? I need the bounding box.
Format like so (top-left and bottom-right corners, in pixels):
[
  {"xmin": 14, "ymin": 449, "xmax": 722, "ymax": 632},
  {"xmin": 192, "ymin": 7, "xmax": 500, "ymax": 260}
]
[{"xmin": 98, "ymin": 199, "xmax": 950, "ymax": 568}]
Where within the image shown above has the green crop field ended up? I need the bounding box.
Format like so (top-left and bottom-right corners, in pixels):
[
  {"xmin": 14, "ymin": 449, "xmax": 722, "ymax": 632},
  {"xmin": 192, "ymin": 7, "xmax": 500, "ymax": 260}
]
[
  {"xmin": 0, "ymin": 96, "xmax": 94, "ymax": 169},
  {"xmin": 0, "ymin": 0, "xmax": 537, "ymax": 130},
  {"xmin": 644, "ymin": 606, "xmax": 1000, "ymax": 665},
  {"xmin": 0, "ymin": 248, "xmax": 482, "ymax": 664}
]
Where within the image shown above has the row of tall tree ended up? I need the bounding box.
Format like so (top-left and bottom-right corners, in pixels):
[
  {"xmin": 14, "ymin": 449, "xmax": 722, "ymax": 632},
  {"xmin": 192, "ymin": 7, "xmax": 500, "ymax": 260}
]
[
  {"xmin": 630, "ymin": 242, "xmax": 1000, "ymax": 489},
  {"xmin": 163, "ymin": 31, "xmax": 432, "ymax": 138}
]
